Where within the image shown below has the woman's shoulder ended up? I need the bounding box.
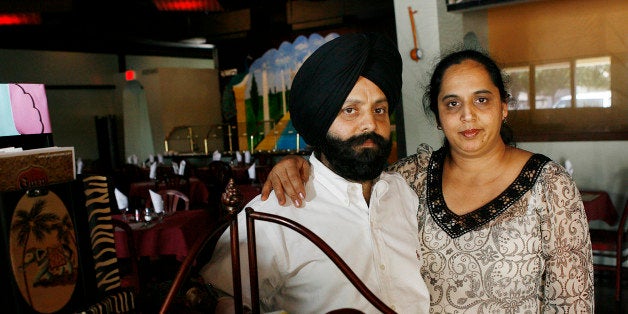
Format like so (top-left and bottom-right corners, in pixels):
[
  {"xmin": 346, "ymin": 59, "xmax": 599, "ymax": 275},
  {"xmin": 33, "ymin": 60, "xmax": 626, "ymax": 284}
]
[
  {"xmin": 390, "ymin": 143, "xmax": 434, "ymax": 168},
  {"xmin": 537, "ymin": 156, "xmax": 573, "ymax": 180},
  {"xmin": 517, "ymin": 150, "xmax": 578, "ymax": 192},
  {"xmin": 416, "ymin": 143, "xmax": 435, "ymax": 156},
  {"xmin": 385, "ymin": 143, "xmax": 434, "ymax": 188}
]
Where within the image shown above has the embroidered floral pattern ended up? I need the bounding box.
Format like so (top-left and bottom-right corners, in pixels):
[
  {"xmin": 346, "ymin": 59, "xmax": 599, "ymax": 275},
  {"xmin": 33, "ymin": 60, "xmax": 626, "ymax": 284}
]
[
  {"xmin": 388, "ymin": 143, "xmax": 594, "ymax": 313},
  {"xmin": 427, "ymin": 147, "xmax": 551, "ymax": 238}
]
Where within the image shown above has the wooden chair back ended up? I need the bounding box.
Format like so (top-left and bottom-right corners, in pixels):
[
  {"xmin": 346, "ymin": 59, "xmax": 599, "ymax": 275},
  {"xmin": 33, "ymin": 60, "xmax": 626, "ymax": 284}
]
[
  {"xmin": 206, "ymin": 160, "xmax": 233, "ymax": 186},
  {"xmin": 244, "ymin": 207, "xmax": 395, "ymax": 314},
  {"xmin": 159, "ymin": 178, "xmax": 244, "ymax": 313},
  {"xmin": 589, "ymin": 198, "xmax": 628, "ymax": 301},
  {"xmin": 159, "ymin": 179, "xmax": 394, "ymax": 313},
  {"xmin": 110, "ymin": 219, "xmax": 141, "ymax": 294},
  {"xmin": 152, "ymin": 162, "xmax": 191, "ymax": 195},
  {"xmin": 198, "ymin": 160, "xmax": 233, "ymax": 209},
  {"xmin": 155, "ymin": 174, "xmax": 190, "ymax": 195},
  {"xmin": 146, "ymin": 189, "xmax": 190, "ymax": 214},
  {"xmin": 112, "ymin": 163, "xmax": 147, "ymax": 193}
]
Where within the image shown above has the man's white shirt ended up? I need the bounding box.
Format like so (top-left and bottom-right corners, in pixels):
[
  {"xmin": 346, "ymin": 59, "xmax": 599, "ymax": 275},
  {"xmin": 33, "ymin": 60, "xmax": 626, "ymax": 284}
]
[{"xmin": 201, "ymin": 154, "xmax": 429, "ymax": 313}]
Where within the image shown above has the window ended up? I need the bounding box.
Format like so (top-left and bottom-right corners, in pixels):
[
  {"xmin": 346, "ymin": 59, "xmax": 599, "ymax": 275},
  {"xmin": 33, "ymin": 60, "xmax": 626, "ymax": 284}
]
[
  {"xmin": 575, "ymin": 57, "xmax": 611, "ymax": 108},
  {"xmin": 506, "ymin": 66, "xmax": 529, "ymax": 110},
  {"xmin": 535, "ymin": 62, "xmax": 570, "ymax": 110},
  {"xmin": 502, "ymin": 56, "xmax": 625, "ymax": 141}
]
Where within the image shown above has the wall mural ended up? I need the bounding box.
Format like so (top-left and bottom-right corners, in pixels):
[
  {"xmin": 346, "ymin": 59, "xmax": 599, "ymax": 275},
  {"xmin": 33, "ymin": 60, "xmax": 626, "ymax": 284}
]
[
  {"xmin": 227, "ymin": 32, "xmax": 340, "ymax": 153},
  {"xmin": 0, "ymin": 84, "xmax": 51, "ymax": 137}
]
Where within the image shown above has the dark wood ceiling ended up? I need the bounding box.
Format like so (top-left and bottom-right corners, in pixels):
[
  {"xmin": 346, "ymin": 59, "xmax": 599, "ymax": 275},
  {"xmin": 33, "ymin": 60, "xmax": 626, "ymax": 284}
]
[{"xmin": 0, "ymin": 0, "xmax": 395, "ymax": 71}]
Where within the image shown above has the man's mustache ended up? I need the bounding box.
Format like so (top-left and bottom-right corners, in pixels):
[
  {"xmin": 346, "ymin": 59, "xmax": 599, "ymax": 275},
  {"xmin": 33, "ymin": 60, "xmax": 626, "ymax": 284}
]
[{"xmin": 346, "ymin": 132, "xmax": 389, "ymax": 147}]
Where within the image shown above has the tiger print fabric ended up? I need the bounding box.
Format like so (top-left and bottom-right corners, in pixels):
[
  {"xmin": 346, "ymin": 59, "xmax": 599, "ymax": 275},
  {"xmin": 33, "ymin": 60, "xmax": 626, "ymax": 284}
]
[{"xmin": 80, "ymin": 175, "xmax": 135, "ymax": 313}]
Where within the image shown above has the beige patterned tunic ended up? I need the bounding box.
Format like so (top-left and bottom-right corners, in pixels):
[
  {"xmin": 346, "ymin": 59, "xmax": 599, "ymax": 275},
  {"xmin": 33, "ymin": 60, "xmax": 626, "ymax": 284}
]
[{"xmin": 388, "ymin": 144, "xmax": 594, "ymax": 313}]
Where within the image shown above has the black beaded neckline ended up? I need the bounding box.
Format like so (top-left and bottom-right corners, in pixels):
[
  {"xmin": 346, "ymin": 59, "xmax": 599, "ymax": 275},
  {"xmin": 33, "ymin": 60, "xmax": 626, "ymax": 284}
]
[{"xmin": 426, "ymin": 148, "xmax": 551, "ymax": 238}]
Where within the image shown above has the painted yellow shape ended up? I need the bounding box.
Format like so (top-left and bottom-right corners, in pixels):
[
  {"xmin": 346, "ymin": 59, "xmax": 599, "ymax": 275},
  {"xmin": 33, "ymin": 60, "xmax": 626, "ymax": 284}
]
[
  {"xmin": 232, "ymin": 74, "xmax": 251, "ymax": 150},
  {"xmin": 255, "ymin": 113, "xmax": 291, "ymax": 151}
]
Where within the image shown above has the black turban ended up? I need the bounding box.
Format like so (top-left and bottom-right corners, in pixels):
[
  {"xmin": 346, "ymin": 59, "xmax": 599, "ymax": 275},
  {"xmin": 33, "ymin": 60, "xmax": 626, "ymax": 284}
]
[{"xmin": 288, "ymin": 32, "xmax": 402, "ymax": 148}]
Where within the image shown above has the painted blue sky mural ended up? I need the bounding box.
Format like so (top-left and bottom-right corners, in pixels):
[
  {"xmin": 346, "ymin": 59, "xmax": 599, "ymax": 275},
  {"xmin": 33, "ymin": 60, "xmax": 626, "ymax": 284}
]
[{"xmin": 237, "ymin": 32, "xmax": 339, "ymax": 151}]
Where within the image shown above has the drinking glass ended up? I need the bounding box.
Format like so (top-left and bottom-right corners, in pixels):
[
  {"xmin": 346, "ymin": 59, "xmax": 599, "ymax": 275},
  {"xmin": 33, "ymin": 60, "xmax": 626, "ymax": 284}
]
[
  {"xmin": 121, "ymin": 207, "xmax": 129, "ymax": 222},
  {"xmin": 144, "ymin": 208, "xmax": 153, "ymax": 226}
]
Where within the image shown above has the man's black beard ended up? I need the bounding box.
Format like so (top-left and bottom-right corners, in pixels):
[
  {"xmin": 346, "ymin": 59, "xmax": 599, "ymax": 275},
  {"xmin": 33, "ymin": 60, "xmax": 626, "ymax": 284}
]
[{"xmin": 318, "ymin": 132, "xmax": 392, "ymax": 182}]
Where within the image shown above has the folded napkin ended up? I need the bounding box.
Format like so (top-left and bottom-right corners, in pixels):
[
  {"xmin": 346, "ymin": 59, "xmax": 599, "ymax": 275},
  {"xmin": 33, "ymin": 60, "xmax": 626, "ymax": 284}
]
[
  {"xmin": 76, "ymin": 158, "xmax": 83, "ymax": 175},
  {"xmin": 236, "ymin": 151, "xmax": 242, "ymax": 162},
  {"xmin": 148, "ymin": 154, "xmax": 155, "ymax": 164},
  {"xmin": 178, "ymin": 160, "xmax": 186, "ymax": 175},
  {"xmin": 114, "ymin": 188, "xmax": 129, "ymax": 210},
  {"xmin": 131, "ymin": 154, "xmax": 139, "ymax": 165},
  {"xmin": 248, "ymin": 163, "xmax": 256, "ymax": 180},
  {"xmin": 157, "ymin": 153, "xmax": 164, "ymax": 164},
  {"xmin": 149, "ymin": 161, "xmax": 158, "ymax": 179},
  {"xmin": 149, "ymin": 189, "xmax": 165, "ymax": 214},
  {"xmin": 564, "ymin": 159, "xmax": 574, "ymax": 176},
  {"xmin": 172, "ymin": 162, "xmax": 179, "ymax": 175},
  {"xmin": 244, "ymin": 150, "xmax": 251, "ymax": 164},
  {"xmin": 212, "ymin": 150, "xmax": 221, "ymax": 161},
  {"xmin": 127, "ymin": 155, "xmax": 133, "ymax": 164}
]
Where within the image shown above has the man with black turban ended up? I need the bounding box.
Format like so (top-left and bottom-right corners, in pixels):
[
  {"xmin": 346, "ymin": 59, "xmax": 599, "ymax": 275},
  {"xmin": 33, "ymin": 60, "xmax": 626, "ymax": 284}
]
[{"xmin": 201, "ymin": 33, "xmax": 429, "ymax": 314}]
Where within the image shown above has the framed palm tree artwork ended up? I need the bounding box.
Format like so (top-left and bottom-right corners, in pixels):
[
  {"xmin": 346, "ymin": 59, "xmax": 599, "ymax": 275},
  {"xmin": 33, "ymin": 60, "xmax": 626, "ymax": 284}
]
[{"xmin": 0, "ymin": 181, "xmax": 94, "ymax": 313}]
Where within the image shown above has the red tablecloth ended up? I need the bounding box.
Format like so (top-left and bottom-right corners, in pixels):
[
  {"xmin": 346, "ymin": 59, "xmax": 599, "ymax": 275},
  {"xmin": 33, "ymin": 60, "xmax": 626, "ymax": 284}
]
[
  {"xmin": 581, "ymin": 190, "xmax": 617, "ymax": 225},
  {"xmin": 129, "ymin": 177, "xmax": 209, "ymax": 205},
  {"xmin": 114, "ymin": 209, "xmax": 213, "ymax": 261}
]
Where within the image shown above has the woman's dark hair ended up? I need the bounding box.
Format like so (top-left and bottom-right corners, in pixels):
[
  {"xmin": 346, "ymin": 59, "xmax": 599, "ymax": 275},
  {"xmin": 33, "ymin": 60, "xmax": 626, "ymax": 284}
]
[{"xmin": 422, "ymin": 49, "xmax": 515, "ymax": 147}]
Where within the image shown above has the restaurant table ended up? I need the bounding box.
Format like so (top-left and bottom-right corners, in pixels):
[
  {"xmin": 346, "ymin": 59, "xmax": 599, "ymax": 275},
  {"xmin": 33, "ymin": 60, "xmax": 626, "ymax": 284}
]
[
  {"xmin": 129, "ymin": 177, "xmax": 209, "ymax": 206},
  {"xmin": 581, "ymin": 190, "xmax": 617, "ymax": 225},
  {"xmin": 113, "ymin": 209, "xmax": 214, "ymax": 261}
]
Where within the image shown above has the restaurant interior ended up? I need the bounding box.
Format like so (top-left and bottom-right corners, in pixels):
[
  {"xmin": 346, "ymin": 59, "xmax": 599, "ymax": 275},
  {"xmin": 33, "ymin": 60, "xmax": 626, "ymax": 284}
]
[{"xmin": 0, "ymin": 0, "xmax": 626, "ymax": 312}]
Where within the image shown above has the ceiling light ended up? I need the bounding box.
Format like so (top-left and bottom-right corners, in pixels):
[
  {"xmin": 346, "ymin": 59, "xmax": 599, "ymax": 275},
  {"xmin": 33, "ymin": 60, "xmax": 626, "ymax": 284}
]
[
  {"xmin": 152, "ymin": 0, "xmax": 223, "ymax": 12},
  {"xmin": 0, "ymin": 13, "xmax": 41, "ymax": 26}
]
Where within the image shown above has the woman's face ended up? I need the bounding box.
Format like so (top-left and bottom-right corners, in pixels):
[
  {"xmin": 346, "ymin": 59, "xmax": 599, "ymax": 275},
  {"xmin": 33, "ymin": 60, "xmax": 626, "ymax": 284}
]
[{"xmin": 437, "ymin": 59, "xmax": 508, "ymax": 157}]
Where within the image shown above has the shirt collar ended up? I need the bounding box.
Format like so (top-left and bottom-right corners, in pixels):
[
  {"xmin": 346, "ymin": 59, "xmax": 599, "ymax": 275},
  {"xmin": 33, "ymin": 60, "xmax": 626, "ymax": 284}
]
[{"xmin": 308, "ymin": 153, "xmax": 389, "ymax": 207}]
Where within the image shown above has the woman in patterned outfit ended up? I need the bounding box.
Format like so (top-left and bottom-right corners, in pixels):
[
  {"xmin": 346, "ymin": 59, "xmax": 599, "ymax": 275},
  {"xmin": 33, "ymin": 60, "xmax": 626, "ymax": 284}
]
[{"xmin": 262, "ymin": 49, "xmax": 594, "ymax": 312}]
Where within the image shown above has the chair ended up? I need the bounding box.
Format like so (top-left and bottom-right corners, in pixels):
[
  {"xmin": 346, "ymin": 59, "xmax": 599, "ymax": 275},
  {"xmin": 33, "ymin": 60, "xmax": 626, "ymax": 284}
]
[
  {"xmin": 146, "ymin": 189, "xmax": 190, "ymax": 214},
  {"xmin": 155, "ymin": 173, "xmax": 191, "ymax": 195},
  {"xmin": 207, "ymin": 160, "xmax": 234, "ymax": 188},
  {"xmin": 160, "ymin": 178, "xmax": 243, "ymax": 314},
  {"xmin": 152, "ymin": 162, "xmax": 190, "ymax": 193},
  {"xmin": 112, "ymin": 164, "xmax": 147, "ymax": 199},
  {"xmin": 110, "ymin": 219, "xmax": 142, "ymax": 295},
  {"xmin": 159, "ymin": 179, "xmax": 394, "ymax": 314},
  {"xmin": 196, "ymin": 160, "xmax": 233, "ymax": 209},
  {"xmin": 79, "ymin": 175, "xmax": 138, "ymax": 313},
  {"xmin": 244, "ymin": 208, "xmax": 394, "ymax": 313},
  {"xmin": 589, "ymin": 198, "xmax": 628, "ymax": 301}
]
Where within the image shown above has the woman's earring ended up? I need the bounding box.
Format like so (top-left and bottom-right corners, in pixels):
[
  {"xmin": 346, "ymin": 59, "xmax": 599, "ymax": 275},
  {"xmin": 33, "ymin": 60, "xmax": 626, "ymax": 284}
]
[{"xmin": 437, "ymin": 126, "xmax": 443, "ymax": 130}]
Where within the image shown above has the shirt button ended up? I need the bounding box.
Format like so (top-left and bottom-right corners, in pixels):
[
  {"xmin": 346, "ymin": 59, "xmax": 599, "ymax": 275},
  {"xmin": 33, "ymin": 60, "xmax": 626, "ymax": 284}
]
[{"xmin": 379, "ymin": 264, "xmax": 385, "ymax": 270}]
